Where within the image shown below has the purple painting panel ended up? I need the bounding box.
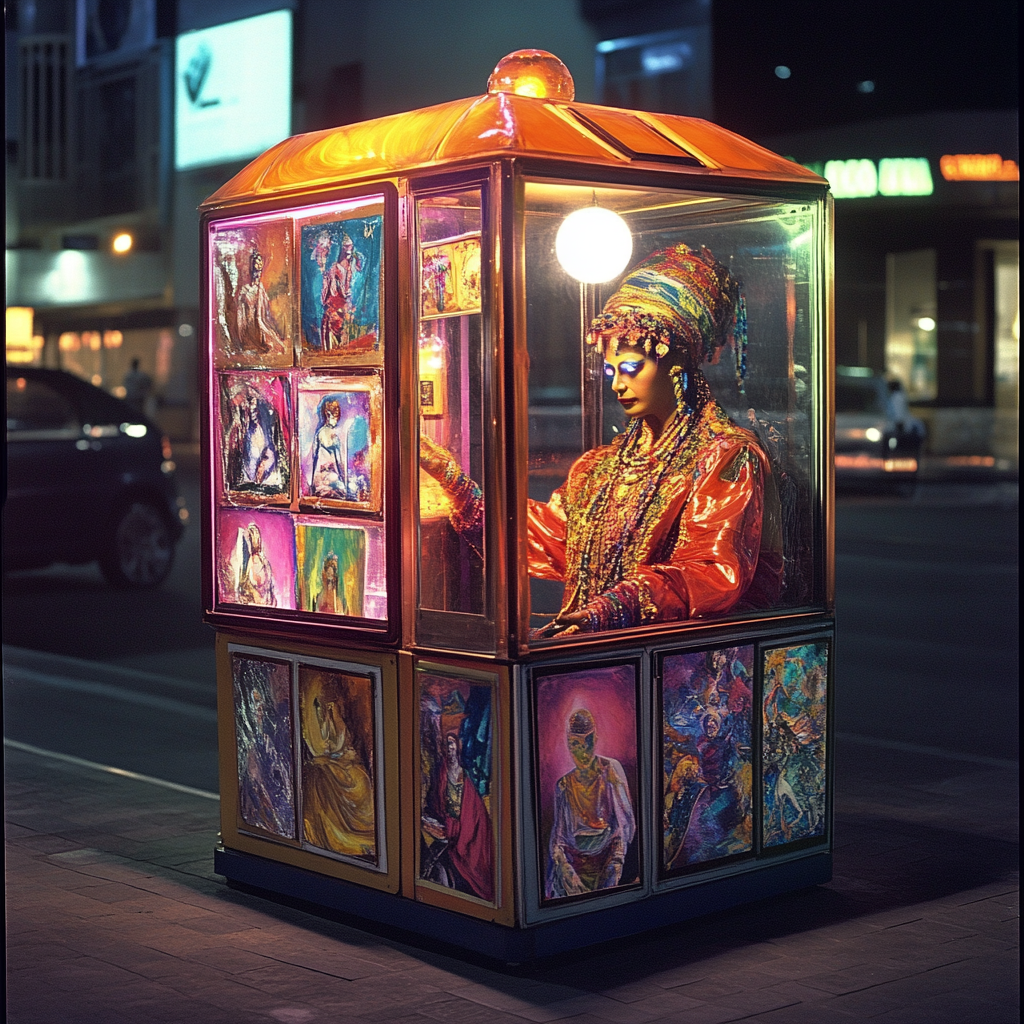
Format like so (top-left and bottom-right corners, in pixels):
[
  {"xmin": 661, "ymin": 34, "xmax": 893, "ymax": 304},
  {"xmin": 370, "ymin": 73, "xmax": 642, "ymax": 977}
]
[
  {"xmin": 296, "ymin": 374, "xmax": 382, "ymax": 511},
  {"xmin": 661, "ymin": 646, "xmax": 754, "ymax": 875},
  {"xmin": 217, "ymin": 508, "xmax": 296, "ymax": 609},
  {"xmin": 217, "ymin": 371, "xmax": 292, "ymax": 502},
  {"xmin": 232, "ymin": 654, "xmax": 295, "ymax": 839},
  {"xmin": 535, "ymin": 664, "xmax": 639, "ymax": 903}
]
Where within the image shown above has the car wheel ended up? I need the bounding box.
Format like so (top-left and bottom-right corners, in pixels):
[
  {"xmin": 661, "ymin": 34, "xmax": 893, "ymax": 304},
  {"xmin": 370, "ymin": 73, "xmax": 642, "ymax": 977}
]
[{"xmin": 100, "ymin": 502, "xmax": 175, "ymax": 588}]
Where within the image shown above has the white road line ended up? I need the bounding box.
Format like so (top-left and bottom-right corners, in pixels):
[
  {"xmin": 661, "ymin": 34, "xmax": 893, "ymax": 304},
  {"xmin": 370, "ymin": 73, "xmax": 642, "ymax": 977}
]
[
  {"xmin": 2, "ymin": 664, "xmax": 217, "ymax": 722},
  {"xmin": 836, "ymin": 732, "xmax": 1017, "ymax": 769},
  {"xmin": 3, "ymin": 738, "xmax": 219, "ymax": 801}
]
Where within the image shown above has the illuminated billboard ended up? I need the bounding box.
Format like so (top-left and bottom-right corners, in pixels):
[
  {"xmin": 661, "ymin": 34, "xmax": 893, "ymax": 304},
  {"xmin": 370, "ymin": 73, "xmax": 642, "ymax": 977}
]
[{"xmin": 175, "ymin": 10, "xmax": 292, "ymax": 171}]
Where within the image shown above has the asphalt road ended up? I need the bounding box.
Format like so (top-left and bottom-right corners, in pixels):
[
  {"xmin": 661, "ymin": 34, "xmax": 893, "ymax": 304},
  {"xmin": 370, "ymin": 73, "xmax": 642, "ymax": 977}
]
[{"xmin": 3, "ymin": 463, "xmax": 1019, "ymax": 791}]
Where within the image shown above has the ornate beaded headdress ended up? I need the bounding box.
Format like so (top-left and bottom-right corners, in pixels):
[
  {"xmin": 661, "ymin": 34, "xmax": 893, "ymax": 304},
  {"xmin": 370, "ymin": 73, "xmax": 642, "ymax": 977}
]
[{"xmin": 586, "ymin": 243, "xmax": 748, "ymax": 388}]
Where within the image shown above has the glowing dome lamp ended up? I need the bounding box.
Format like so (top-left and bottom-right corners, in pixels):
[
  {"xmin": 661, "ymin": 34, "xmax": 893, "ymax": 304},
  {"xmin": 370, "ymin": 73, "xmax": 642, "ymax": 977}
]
[
  {"xmin": 555, "ymin": 206, "xmax": 633, "ymax": 284},
  {"xmin": 487, "ymin": 50, "xmax": 575, "ymax": 101}
]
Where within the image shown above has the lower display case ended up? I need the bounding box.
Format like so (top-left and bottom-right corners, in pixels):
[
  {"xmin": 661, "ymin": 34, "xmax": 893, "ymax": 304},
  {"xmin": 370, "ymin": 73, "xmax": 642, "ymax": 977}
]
[{"xmin": 213, "ymin": 621, "xmax": 834, "ymax": 960}]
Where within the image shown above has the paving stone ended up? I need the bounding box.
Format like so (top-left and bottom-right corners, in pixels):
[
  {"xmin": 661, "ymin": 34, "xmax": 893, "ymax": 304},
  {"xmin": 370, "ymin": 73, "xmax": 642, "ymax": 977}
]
[
  {"xmin": 799, "ymin": 963, "xmax": 918, "ymax": 996},
  {"xmin": 4, "ymin": 742, "xmax": 1020, "ymax": 1024}
]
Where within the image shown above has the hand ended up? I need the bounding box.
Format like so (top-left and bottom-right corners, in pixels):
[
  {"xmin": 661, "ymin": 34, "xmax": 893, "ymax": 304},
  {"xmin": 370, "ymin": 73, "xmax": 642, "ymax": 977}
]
[
  {"xmin": 419, "ymin": 435, "xmax": 454, "ymax": 479},
  {"xmin": 555, "ymin": 609, "xmax": 591, "ymax": 628}
]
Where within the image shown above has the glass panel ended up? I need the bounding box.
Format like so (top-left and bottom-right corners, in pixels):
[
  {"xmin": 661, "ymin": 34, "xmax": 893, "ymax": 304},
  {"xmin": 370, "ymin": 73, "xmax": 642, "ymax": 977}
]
[
  {"xmin": 416, "ymin": 189, "xmax": 487, "ymax": 619},
  {"xmin": 523, "ymin": 180, "xmax": 823, "ymax": 640},
  {"xmin": 207, "ymin": 196, "xmax": 389, "ymax": 628},
  {"xmin": 6, "ymin": 377, "xmax": 79, "ymax": 434}
]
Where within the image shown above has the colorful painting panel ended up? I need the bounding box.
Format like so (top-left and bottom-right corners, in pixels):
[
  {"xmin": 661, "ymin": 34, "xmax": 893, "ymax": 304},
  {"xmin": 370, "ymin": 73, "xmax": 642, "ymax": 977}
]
[
  {"xmin": 211, "ymin": 217, "xmax": 293, "ymax": 367},
  {"xmin": 417, "ymin": 670, "xmax": 496, "ymax": 904},
  {"xmin": 762, "ymin": 642, "xmax": 829, "ymax": 848},
  {"xmin": 231, "ymin": 654, "xmax": 295, "ymax": 839},
  {"xmin": 452, "ymin": 237, "xmax": 482, "ymax": 311},
  {"xmin": 420, "ymin": 235, "xmax": 482, "ymax": 318},
  {"xmin": 216, "ymin": 508, "xmax": 296, "ymax": 609},
  {"xmin": 534, "ymin": 663, "xmax": 640, "ymax": 904},
  {"xmin": 296, "ymin": 373, "xmax": 383, "ymax": 512},
  {"xmin": 217, "ymin": 372, "xmax": 292, "ymax": 503},
  {"xmin": 299, "ymin": 203, "xmax": 383, "ymax": 364},
  {"xmin": 298, "ymin": 664, "xmax": 378, "ymax": 863},
  {"xmin": 295, "ymin": 517, "xmax": 375, "ymax": 618},
  {"xmin": 660, "ymin": 647, "xmax": 754, "ymax": 876}
]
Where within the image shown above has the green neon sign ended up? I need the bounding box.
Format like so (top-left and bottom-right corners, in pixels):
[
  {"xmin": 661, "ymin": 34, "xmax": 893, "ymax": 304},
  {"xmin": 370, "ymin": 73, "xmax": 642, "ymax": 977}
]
[{"xmin": 804, "ymin": 158, "xmax": 934, "ymax": 198}]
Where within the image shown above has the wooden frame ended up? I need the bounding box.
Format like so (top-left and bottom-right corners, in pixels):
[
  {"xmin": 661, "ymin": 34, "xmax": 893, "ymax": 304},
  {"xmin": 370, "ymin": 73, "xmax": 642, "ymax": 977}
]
[
  {"xmin": 399, "ymin": 654, "xmax": 515, "ymax": 925},
  {"xmin": 217, "ymin": 631, "xmax": 401, "ymax": 892}
]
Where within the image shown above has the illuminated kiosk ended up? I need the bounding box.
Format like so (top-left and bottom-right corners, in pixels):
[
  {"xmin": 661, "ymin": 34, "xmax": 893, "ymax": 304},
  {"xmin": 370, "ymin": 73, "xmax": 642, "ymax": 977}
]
[{"xmin": 204, "ymin": 51, "xmax": 834, "ymax": 960}]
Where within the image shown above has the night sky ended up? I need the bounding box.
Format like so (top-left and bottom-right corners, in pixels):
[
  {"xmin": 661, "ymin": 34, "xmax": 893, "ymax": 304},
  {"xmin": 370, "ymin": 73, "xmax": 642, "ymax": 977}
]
[{"xmin": 711, "ymin": 0, "xmax": 1018, "ymax": 139}]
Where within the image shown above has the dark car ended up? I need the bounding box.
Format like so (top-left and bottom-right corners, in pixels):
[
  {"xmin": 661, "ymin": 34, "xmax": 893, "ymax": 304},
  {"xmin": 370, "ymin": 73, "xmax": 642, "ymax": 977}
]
[
  {"xmin": 834, "ymin": 367, "xmax": 926, "ymax": 492},
  {"xmin": 4, "ymin": 367, "xmax": 187, "ymax": 587}
]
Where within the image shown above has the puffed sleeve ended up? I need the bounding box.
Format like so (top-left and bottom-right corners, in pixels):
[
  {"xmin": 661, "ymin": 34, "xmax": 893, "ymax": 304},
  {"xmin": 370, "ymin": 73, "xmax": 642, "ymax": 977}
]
[
  {"xmin": 582, "ymin": 443, "xmax": 768, "ymax": 631},
  {"xmin": 526, "ymin": 488, "xmax": 568, "ymax": 581}
]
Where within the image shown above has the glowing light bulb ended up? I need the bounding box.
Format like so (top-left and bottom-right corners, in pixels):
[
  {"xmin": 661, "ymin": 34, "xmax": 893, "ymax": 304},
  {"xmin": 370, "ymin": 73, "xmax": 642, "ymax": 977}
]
[
  {"xmin": 916, "ymin": 316, "xmax": 936, "ymax": 331},
  {"xmin": 555, "ymin": 207, "xmax": 632, "ymax": 284},
  {"xmin": 112, "ymin": 232, "xmax": 133, "ymax": 254}
]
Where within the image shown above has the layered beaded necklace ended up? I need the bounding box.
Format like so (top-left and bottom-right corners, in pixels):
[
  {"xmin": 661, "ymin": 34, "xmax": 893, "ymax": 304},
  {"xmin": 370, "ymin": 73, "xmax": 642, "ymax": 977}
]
[{"xmin": 561, "ymin": 373, "xmax": 725, "ymax": 613}]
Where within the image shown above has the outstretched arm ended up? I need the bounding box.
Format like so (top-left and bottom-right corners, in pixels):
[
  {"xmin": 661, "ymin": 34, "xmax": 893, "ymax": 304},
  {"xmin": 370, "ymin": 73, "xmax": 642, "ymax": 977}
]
[{"xmin": 419, "ymin": 435, "xmax": 483, "ymax": 542}]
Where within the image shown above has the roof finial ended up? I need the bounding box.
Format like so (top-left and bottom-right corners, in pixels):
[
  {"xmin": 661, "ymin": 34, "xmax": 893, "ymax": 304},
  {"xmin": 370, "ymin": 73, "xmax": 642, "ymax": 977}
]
[{"xmin": 487, "ymin": 50, "xmax": 575, "ymax": 101}]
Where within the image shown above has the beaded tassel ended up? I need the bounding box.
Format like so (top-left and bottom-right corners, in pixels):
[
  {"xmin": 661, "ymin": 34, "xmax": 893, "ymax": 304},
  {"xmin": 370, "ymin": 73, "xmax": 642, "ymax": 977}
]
[
  {"xmin": 734, "ymin": 290, "xmax": 748, "ymax": 394},
  {"xmin": 670, "ymin": 366, "xmax": 692, "ymax": 418}
]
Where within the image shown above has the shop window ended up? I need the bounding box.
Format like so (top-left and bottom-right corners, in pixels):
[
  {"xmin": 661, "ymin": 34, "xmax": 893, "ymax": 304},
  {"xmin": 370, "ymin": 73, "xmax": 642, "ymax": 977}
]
[
  {"xmin": 522, "ymin": 181, "xmax": 822, "ymax": 638},
  {"xmin": 885, "ymin": 249, "xmax": 937, "ymax": 402}
]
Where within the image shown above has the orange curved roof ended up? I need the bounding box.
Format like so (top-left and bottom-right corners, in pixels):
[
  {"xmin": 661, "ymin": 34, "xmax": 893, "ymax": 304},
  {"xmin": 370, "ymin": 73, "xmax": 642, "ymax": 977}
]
[{"xmin": 202, "ymin": 91, "xmax": 824, "ymax": 210}]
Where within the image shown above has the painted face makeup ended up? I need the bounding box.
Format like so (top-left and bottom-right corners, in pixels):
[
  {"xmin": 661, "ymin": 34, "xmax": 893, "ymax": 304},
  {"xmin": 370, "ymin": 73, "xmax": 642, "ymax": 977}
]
[{"xmin": 602, "ymin": 348, "xmax": 678, "ymax": 428}]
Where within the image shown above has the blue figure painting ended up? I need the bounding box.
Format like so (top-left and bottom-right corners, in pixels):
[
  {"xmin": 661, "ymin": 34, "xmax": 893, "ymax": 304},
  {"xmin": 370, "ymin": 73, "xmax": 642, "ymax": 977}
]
[{"xmin": 301, "ymin": 212, "xmax": 382, "ymax": 361}]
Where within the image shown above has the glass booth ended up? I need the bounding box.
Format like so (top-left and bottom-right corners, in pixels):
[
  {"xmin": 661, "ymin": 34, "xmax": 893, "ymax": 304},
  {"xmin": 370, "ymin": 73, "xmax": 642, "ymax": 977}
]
[{"xmin": 203, "ymin": 51, "xmax": 834, "ymax": 960}]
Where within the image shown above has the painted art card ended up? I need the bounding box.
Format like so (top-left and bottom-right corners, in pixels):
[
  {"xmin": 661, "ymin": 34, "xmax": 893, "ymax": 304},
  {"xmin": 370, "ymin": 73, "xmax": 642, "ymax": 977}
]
[
  {"xmin": 296, "ymin": 373, "xmax": 383, "ymax": 512},
  {"xmin": 452, "ymin": 237, "xmax": 482, "ymax": 311},
  {"xmin": 211, "ymin": 217, "xmax": 293, "ymax": 368},
  {"xmin": 217, "ymin": 372, "xmax": 292, "ymax": 503},
  {"xmin": 762, "ymin": 642, "xmax": 828, "ymax": 849},
  {"xmin": 294, "ymin": 518, "xmax": 367, "ymax": 618},
  {"xmin": 231, "ymin": 653, "xmax": 296, "ymax": 839},
  {"xmin": 420, "ymin": 235, "xmax": 482, "ymax": 318},
  {"xmin": 417, "ymin": 670, "xmax": 496, "ymax": 904},
  {"xmin": 216, "ymin": 508, "xmax": 296, "ymax": 610},
  {"xmin": 534, "ymin": 662, "xmax": 640, "ymax": 905},
  {"xmin": 298, "ymin": 663, "xmax": 379, "ymax": 863},
  {"xmin": 299, "ymin": 201, "xmax": 383, "ymax": 364},
  {"xmin": 660, "ymin": 646, "xmax": 754, "ymax": 877}
]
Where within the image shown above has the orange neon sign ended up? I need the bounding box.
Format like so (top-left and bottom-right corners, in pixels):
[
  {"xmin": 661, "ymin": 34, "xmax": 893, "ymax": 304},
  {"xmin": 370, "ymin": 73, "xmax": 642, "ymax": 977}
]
[{"xmin": 939, "ymin": 153, "xmax": 1019, "ymax": 181}]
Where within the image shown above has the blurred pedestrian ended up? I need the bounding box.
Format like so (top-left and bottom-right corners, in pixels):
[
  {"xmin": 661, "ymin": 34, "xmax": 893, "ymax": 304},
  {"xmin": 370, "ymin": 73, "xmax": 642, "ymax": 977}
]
[{"xmin": 122, "ymin": 358, "xmax": 153, "ymax": 416}]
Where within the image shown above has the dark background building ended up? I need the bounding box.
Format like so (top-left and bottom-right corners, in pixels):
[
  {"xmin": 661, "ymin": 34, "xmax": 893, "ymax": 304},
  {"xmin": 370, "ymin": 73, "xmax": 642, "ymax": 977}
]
[{"xmin": 6, "ymin": 0, "xmax": 1018, "ymax": 464}]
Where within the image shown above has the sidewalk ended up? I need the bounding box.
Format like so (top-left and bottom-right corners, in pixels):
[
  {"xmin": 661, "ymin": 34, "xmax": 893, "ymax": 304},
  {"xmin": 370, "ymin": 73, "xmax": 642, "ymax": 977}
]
[{"xmin": 5, "ymin": 717, "xmax": 1018, "ymax": 1024}]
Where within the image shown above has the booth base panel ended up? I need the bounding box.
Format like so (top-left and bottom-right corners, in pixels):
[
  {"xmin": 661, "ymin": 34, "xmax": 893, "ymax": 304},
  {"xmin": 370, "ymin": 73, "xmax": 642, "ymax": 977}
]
[{"xmin": 215, "ymin": 845, "xmax": 832, "ymax": 963}]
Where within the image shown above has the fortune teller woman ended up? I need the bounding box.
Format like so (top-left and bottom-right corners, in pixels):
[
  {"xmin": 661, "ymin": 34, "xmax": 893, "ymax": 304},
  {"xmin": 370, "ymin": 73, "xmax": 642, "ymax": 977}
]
[{"xmin": 419, "ymin": 243, "xmax": 784, "ymax": 636}]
